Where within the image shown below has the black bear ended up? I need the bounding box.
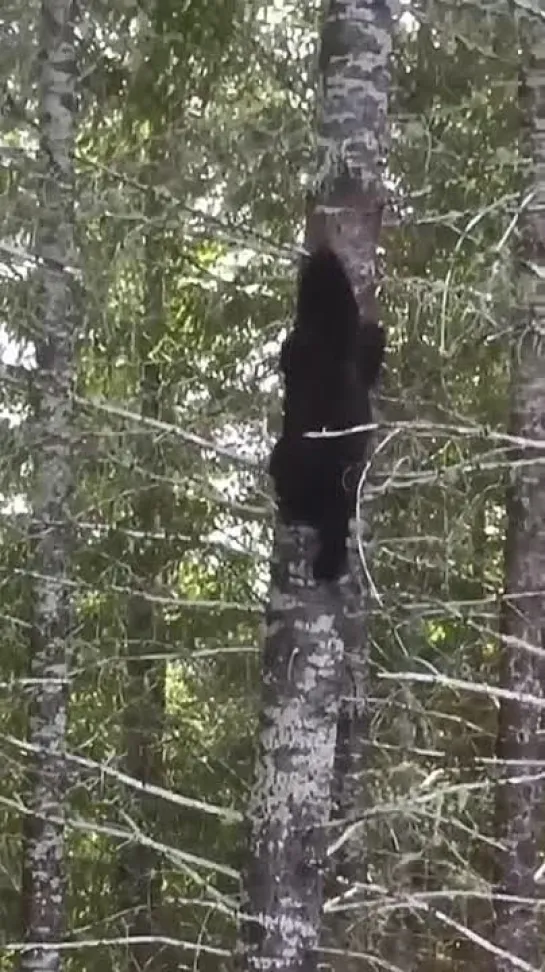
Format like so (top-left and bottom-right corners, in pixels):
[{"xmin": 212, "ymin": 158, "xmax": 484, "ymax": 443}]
[{"xmin": 269, "ymin": 245, "xmax": 385, "ymax": 581}]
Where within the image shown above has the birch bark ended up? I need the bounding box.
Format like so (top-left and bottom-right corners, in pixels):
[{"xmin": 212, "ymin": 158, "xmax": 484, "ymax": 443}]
[
  {"xmin": 239, "ymin": 4, "xmax": 395, "ymax": 971},
  {"xmin": 21, "ymin": 2, "xmax": 78, "ymax": 970}
]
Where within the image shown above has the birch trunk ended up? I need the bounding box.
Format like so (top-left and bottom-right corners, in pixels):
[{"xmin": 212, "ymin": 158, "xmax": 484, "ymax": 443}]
[
  {"xmin": 20, "ymin": 2, "xmax": 78, "ymax": 970},
  {"xmin": 239, "ymin": 526, "xmax": 345, "ymax": 972},
  {"xmin": 239, "ymin": 3, "xmax": 394, "ymax": 971},
  {"xmin": 493, "ymin": 7, "xmax": 545, "ymax": 971},
  {"xmin": 308, "ymin": 0, "xmax": 394, "ymax": 909}
]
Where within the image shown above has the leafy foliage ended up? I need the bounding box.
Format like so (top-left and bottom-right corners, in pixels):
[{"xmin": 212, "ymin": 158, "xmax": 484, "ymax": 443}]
[{"xmin": 0, "ymin": 2, "xmax": 534, "ymax": 971}]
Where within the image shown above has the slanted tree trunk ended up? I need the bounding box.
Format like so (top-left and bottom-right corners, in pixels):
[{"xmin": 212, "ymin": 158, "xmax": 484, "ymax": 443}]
[
  {"xmin": 20, "ymin": 2, "xmax": 78, "ymax": 970},
  {"xmin": 493, "ymin": 7, "xmax": 545, "ymax": 971},
  {"xmin": 238, "ymin": 3, "xmax": 394, "ymax": 971}
]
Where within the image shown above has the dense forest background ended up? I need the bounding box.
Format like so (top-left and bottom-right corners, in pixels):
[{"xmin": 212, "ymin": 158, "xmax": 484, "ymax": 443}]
[{"xmin": 0, "ymin": 1, "xmax": 536, "ymax": 970}]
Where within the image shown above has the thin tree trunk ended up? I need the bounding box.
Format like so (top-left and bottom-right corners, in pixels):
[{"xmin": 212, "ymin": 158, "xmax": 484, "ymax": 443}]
[
  {"xmin": 118, "ymin": 174, "xmax": 167, "ymax": 972},
  {"xmin": 21, "ymin": 2, "xmax": 78, "ymax": 970},
  {"xmin": 493, "ymin": 8, "xmax": 545, "ymax": 971}
]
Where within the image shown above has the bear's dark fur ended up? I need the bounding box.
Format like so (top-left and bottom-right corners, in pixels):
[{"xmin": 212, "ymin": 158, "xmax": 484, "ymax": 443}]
[{"xmin": 269, "ymin": 246, "xmax": 385, "ymax": 581}]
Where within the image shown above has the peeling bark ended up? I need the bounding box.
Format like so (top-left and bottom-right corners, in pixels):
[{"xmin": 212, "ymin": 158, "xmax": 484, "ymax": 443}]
[
  {"xmin": 20, "ymin": 2, "xmax": 78, "ymax": 971},
  {"xmin": 493, "ymin": 8, "xmax": 545, "ymax": 971}
]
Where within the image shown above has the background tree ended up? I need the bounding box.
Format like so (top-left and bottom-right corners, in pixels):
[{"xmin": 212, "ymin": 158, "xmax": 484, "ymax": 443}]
[
  {"xmin": 494, "ymin": 5, "xmax": 545, "ymax": 970},
  {"xmin": 20, "ymin": 2, "xmax": 78, "ymax": 971}
]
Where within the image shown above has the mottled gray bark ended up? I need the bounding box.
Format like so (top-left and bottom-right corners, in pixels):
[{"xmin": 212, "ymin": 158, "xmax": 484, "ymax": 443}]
[
  {"xmin": 307, "ymin": 0, "xmax": 393, "ymax": 304},
  {"xmin": 240, "ymin": 4, "xmax": 394, "ymax": 970},
  {"xmin": 20, "ymin": 2, "xmax": 78, "ymax": 971},
  {"xmin": 493, "ymin": 8, "xmax": 545, "ymax": 972},
  {"xmin": 308, "ymin": 0, "xmax": 394, "ymax": 896},
  {"xmin": 239, "ymin": 525, "xmax": 345, "ymax": 972}
]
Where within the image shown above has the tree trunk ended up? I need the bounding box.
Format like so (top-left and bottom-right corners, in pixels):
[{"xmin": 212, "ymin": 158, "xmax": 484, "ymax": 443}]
[
  {"xmin": 238, "ymin": 525, "xmax": 345, "ymax": 972},
  {"xmin": 118, "ymin": 177, "xmax": 167, "ymax": 972},
  {"xmin": 20, "ymin": 2, "xmax": 78, "ymax": 970},
  {"xmin": 493, "ymin": 8, "xmax": 545, "ymax": 971},
  {"xmin": 239, "ymin": 3, "xmax": 394, "ymax": 971},
  {"xmin": 309, "ymin": 0, "xmax": 394, "ymax": 931}
]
